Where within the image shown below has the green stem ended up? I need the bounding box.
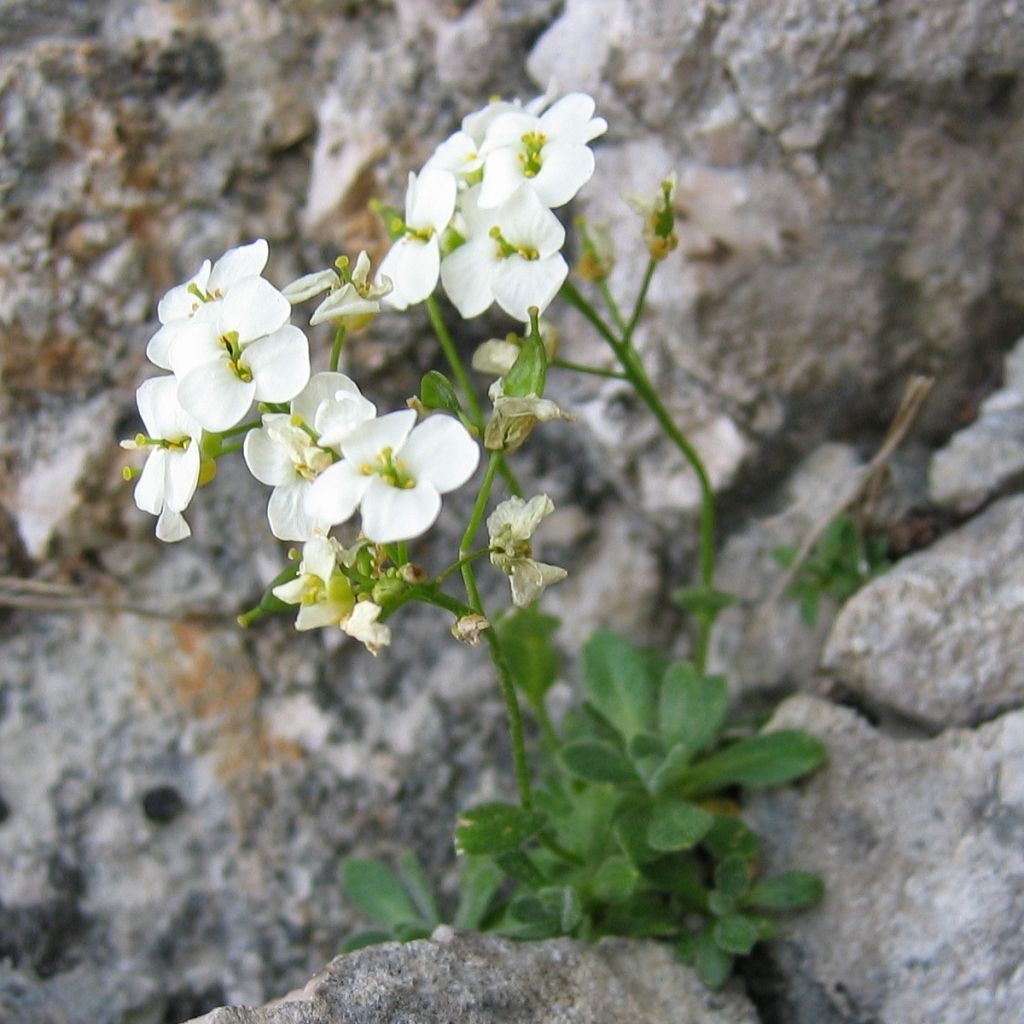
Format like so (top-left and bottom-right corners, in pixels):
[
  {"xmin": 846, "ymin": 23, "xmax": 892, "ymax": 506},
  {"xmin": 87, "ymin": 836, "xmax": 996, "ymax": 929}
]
[
  {"xmin": 435, "ymin": 546, "xmax": 493, "ymax": 585},
  {"xmin": 425, "ymin": 294, "xmax": 521, "ymax": 497},
  {"xmin": 218, "ymin": 441, "xmax": 243, "ymax": 456},
  {"xmin": 329, "ymin": 326, "xmax": 347, "ymax": 372},
  {"xmin": 219, "ymin": 418, "xmax": 262, "ymax": 439},
  {"xmin": 623, "ymin": 258, "xmax": 657, "ymax": 348},
  {"xmin": 550, "ymin": 357, "xmax": 628, "ymax": 381},
  {"xmin": 598, "ymin": 278, "xmax": 627, "ymax": 333},
  {"xmin": 460, "ymin": 451, "xmax": 533, "ymax": 809}
]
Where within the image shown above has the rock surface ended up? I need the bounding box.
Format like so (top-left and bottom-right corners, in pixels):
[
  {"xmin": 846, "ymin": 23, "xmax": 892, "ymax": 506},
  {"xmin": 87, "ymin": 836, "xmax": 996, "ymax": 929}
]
[
  {"xmin": 823, "ymin": 494, "xmax": 1024, "ymax": 729},
  {"xmin": 929, "ymin": 334, "xmax": 1024, "ymax": 513},
  {"xmin": 185, "ymin": 928, "xmax": 759, "ymax": 1024},
  {"xmin": 746, "ymin": 696, "xmax": 1024, "ymax": 1024},
  {"xmin": 2, "ymin": 0, "xmax": 1024, "ymax": 1022}
]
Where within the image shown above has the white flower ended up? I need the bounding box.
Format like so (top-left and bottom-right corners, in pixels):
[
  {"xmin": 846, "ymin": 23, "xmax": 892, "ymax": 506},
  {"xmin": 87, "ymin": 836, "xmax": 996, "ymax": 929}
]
[
  {"xmin": 342, "ymin": 600, "xmax": 391, "ymax": 655},
  {"xmin": 121, "ymin": 376, "xmax": 203, "ymax": 542},
  {"xmin": 477, "ymin": 93, "xmax": 607, "ymax": 210},
  {"xmin": 377, "ymin": 168, "xmax": 457, "ymax": 310},
  {"xmin": 272, "ymin": 535, "xmax": 355, "ymax": 631},
  {"xmin": 166, "ymin": 279, "xmax": 309, "ymax": 432},
  {"xmin": 484, "ymin": 381, "xmax": 574, "ymax": 453},
  {"xmin": 440, "ymin": 185, "xmax": 567, "ymax": 322},
  {"xmin": 487, "ymin": 494, "xmax": 567, "ymax": 607},
  {"xmin": 310, "ymin": 252, "xmax": 392, "ymax": 330},
  {"xmin": 244, "ymin": 373, "xmax": 376, "ymax": 541},
  {"xmin": 307, "ymin": 409, "xmax": 479, "ymax": 544},
  {"xmin": 147, "ymin": 240, "xmax": 273, "ymax": 369}
]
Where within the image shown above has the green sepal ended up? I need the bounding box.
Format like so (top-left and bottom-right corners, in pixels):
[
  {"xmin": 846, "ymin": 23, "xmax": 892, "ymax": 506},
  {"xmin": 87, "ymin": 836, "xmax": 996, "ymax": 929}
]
[
  {"xmin": 454, "ymin": 802, "xmax": 546, "ymax": 856},
  {"xmin": 502, "ymin": 326, "xmax": 547, "ymax": 398},
  {"xmin": 419, "ymin": 370, "xmax": 463, "ymax": 415}
]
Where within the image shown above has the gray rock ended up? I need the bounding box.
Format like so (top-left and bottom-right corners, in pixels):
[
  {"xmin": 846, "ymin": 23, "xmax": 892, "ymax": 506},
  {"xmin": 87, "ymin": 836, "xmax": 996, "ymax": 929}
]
[
  {"xmin": 929, "ymin": 335, "xmax": 1024, "ymax": 513},
  {"xmin": 184, "ymin": 928, "xmax": 759, "ymax": 1024},
  {"xmin": 823, "ymin": 494, "xmax": 1024, "ymax": 729},
  {"xmin": 746, "ymin": 696, "xmax": 1024, "ymax": 1024}
]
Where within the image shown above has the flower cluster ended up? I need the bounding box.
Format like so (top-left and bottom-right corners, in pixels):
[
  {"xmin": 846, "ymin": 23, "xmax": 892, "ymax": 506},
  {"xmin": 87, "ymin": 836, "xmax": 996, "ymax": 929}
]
[{"xmin": 377, "ymin": 92, "xmax": 607, "ymax": 323}]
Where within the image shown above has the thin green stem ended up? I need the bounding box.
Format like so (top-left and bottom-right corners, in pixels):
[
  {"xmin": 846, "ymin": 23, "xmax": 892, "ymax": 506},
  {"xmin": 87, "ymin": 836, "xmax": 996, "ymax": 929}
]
[
  {"xmin": 218, "ymin": 441, "xmax": 243, "ymax": 457},
  {"xmin": 219, "ymin": 418, "xmax": 262, "ymax": 439},
  {"xmin": 459, "ymin": 450, "xmax": 533, "ymax": 808},
  {"xmin": 425, "ymin": 295, "xmax": 484, "ymax": 425},
  {"xmin": 598, "ymin": 278, "xmax": 627, "ymax": 333},
  {"xmin": 425, "ymin": 295, "xmax": 521, "ymax": 496},
  {"xmin": 434, "ymin": 546, "xmax": 493, "ymax": 585},
  {"xmin": 623, "ymin": 258, "xmax": 658, "ymax": 348},
  {"xmin": 550, "ymin": 357, "xmax": 628, "ymax": 381},
  {"xmin": 329, "ymin": 326, "xmax": 347, "ymax": 372}
]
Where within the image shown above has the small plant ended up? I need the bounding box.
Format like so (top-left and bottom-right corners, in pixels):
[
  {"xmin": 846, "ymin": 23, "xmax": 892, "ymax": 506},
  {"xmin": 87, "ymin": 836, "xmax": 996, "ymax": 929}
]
[
  {"xmin": 121, "ymin": 87, "xmax": 828, "ymax": 992},
  {"xmin": 343, "ymin": 628, "xmax": 824, "ymax": 987},
  {"xmin": 773, "ymin": 513, "xmax": 890, "ymax": 626}
]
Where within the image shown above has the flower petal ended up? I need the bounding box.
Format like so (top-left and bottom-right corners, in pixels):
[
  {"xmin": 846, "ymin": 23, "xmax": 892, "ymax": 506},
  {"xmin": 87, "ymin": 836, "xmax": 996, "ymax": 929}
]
[
  {"xmin": 400, "ymin": 415, "xmax": 480, "ymax": 494},
  {"xmin": 478, "ymin": 146, "xmax": 527, "ymax": 209},
  {"xmin": 177, "ymin": 359, "xmax": 256, "ymax": 432},
  {"xmin": 147, "ymin": 319, "xmax": 196, "ymax": 370},
  {"xmin": 282, "ymin": 268, "xmax": 337, "ymax": 303},
  {"xmin": 207, "ymin": 239, "xmax": 269, "ymax": 295},
  {"xmin": 243, "ymin": 418, "xmax": 297, "ymax": 486},
  {"xmin": 268, "ymin": 481, "xmax": 321, "ymax": 541},
  {"xmin": 530, "ymin": 140, "xmax": 595, "ymax": 208},
  {"xmin": 292, "ymin": 372, "xmax": 364, "ymax": 424},
  {"xmin": 245, "ymin": 326, "xmax": 310, "ymax": 404},
  {"xmin": 407, "ymin": 167, "xmax": 457, "ymax": 233},
  {"xmin": 492, "ymin": 253, "xmax": 568, "ymax": 322},
  {"xmin": 135, "ymin": 449, "xmax": 168, "ymax": 515},
  {"xmin": 360, "ymin": 478, "xmax": 441, "ymax": 544},
  {"xmin": 166, "ymin": 321, "xmax": 223, "ymax": 379},
  {"xmin": 155, "ymin": 507, "xmax": 191, "ymax": 543},
  {"xmin": 380, "ymin": 237, "xmax": 440, "ymax": 308},
  {"xmin": 440, "ymin": 237, "xmax": 496, "ymax": 318},
  {"xmin": 339, "ymin": 410, "xmax": 416, "ymax": 468},
  {"xmin": 157, "ymin": 260, "xmax": 210, "ymax": 324},
  {"xmin": 219, "ymin": 276, "xmax": 291, "ymax": 343},
  {"xmin": 305, "ymin": 460, "xmax": 369, "ymax": 528},
  {"xmin": 162, "ymin": 443, "xmax": 201, "ymax": 512}
]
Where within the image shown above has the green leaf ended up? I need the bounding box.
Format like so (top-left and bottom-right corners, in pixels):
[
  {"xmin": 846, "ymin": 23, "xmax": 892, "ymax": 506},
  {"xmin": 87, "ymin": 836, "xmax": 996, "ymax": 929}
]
[
  {"xmin": 677, "ymin": 730, "xmax": 827, "ymax": 797},
  {"xmin": 646, "ymin": 797, "xmax": 715, "ymax": 852},
  {"xmin": 614, "ymin": 802, "xmax": 660, "ymax": 866},
  {"xmin": 454, "ymin": 858, "xmax": 505, "ymax": 930},
  {"xmin": 746, "ymin": 871, "xmax": 824, "ymax": 911},
  {"xmin": 397, "ymin": 851, "xmax": 441, "ymax": 926},
  {"xmin": 581, "ymin": 630, "xmax": 659, "ymax": 740},
  {"xmin": 712, "ymin": 913, "xmax": 760, "ymax": 955},
  {"xmin": 681, "ymin": 929, "xmax": 734, "ymax": 989},
  {"xmin": 495, "ymin": 607, "xmax": 560, "ymax": 713},
  {"xmin": 640, "ymin": 853, "xmax": 708, "ymax": 910},
  {"xmin": 393, "ymin": 922, "xmax": 432, "ymax": 942},
  {"xmin": 673, "ymin": 584, "xmax": 735, "ymax": 621},
  {"xmin": 715, "ymin": 854, "xmax": 751, "ymax": 901},
  {"xmin": 502, "ymin": 328, "xmax": 547, "ymax": 398},
  {"xmin": 494, "ymin": 849, "xmax": 545, "ymax": 886},
  {"xmin": 658, "ymin": 663, "xmax": 729, "ymax": 755},
  {"xmin": 629, "ymin": 732, "xmax": 666, "ymax": 761},
  {"xmin": 419, "ymin": 370, "xmax": 462, "ymax": 414},
  {"xmin": 340, "ymin": 929, "xmax": 395, "ymax": 953},
  {"xmin": 702, "ymin": 816, "xmax": 761, "ymax": 861},
  {"xmin": 342, "ymin": 859, "xmax": 420, "ymax": 929},
  {"xmin": 562, "ymin": 740, "xmax": 640, "ymax": 785},
  {"xmin": 590, "ymin": 856, "xmax": 640, "ymax": 902},
  {"xmin": 454, "ymin": 803, "xmax": 546, "ymax": 856}
]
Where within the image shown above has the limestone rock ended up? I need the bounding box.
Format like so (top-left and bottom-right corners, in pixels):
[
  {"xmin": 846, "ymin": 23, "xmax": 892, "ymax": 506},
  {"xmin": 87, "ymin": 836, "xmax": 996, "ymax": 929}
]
[
  {"xmin": 929, "ymin": 335, "xmax": 1024, "ymax": 513},
  {"xmin": 746, "ymin": 696, "xmax": 1024, "ymax": 1024},
  {"xmin": 185, "ymin": 928, "xmax": 759, "ymax": 1024},
  {"xmin": 823, "ymin": 494, "xmax": 1024, "ymax": 729}
]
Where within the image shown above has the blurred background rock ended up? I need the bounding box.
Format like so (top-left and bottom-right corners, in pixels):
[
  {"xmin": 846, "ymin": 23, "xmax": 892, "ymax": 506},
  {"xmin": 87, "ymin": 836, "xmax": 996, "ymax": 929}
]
[{"xmin": 1, "ymin": 1, "xmax": 1022, "ymax": 1022}]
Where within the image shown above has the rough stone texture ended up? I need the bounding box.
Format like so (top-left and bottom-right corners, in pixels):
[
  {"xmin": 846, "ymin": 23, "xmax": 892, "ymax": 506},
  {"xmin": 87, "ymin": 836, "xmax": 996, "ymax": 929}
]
[
  {"xmin": 929, "ymin": 334, "xmax": 1024, "ymax": 512},
  {"xmin": 2, "ymin": 0, "xmax": 1024, "ymax": 1022},
  {"xmin": 185, "ymin": 929, "xmax": 759, "ymax": 1024},
  {"xmin": 823, "ymin": 494, "xmax": 1024, "ymax": 729},
  {"xmin": 746, "ymin": 696, "xmax": 1024, "ymax": 1024}
]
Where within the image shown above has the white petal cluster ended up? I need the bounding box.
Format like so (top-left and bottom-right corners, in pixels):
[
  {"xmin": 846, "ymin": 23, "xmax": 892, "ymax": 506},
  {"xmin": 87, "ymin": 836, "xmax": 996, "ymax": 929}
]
[
  {"xmin": 307, "ymin": 410, "xmax": 480, "ymax": 544},
  {"xmin": 121, "ymin": 376, "xmax": 203, "ymax": 542},
  {"xmin": 284, "ymin": 251, "xmax": 393, "ymax": 331},
  {"xmin": 243, "ymin": 372, "xmax": 377, "ymax": 541},
  {"xmin": 375, "ymin": 91, "xmax": 605, "ymax": 323},
  {"xmin": 487, "ymin": 494, "xmax": 567, "ymax": 607}
]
